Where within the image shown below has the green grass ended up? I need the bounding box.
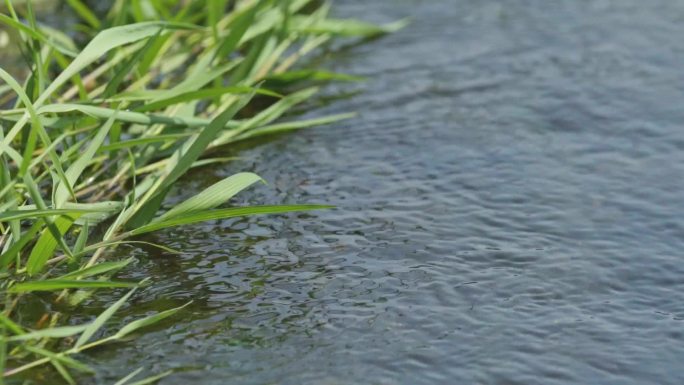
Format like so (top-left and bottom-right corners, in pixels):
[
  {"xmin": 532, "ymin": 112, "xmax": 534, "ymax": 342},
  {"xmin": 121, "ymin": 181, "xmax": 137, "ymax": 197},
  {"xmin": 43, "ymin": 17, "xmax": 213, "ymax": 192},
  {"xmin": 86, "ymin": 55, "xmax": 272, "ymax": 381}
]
[{"xmin": 0, "ymin": 0, "xmax": 404, "ymax": 383}]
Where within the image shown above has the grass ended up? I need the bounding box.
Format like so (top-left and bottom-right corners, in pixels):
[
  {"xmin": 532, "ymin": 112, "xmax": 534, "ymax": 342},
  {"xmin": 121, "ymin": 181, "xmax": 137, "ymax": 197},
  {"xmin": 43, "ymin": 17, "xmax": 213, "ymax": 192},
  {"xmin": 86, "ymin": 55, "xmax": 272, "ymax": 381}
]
[{"xmin": 0, "ymin": 0, "xmax": 404, "ymax": 383}]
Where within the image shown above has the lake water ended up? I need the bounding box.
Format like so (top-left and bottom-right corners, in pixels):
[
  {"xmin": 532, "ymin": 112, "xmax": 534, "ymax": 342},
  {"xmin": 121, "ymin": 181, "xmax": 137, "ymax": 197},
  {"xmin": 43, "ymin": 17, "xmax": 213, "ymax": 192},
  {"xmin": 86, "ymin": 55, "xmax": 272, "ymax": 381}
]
[{"xmin": 19, "ymin": 1, "xmax": 684, "ymax": 384}]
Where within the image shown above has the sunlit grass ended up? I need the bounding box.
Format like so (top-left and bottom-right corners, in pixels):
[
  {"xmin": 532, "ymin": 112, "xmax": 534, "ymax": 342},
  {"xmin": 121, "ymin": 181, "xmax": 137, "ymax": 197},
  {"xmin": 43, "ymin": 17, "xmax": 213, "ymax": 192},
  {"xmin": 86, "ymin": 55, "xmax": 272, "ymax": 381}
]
[{"xmin": 0, "ymin": 0, "xmax": 403, "ymax": 382}]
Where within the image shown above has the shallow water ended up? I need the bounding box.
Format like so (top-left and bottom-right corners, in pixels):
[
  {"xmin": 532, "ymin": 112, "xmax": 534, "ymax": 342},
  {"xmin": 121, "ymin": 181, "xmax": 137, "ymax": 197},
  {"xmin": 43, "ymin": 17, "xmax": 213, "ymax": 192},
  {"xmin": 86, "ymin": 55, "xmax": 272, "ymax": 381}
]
[{"xmin": 59, "ymin": 1, "xmax": 684, "ymax": 384}]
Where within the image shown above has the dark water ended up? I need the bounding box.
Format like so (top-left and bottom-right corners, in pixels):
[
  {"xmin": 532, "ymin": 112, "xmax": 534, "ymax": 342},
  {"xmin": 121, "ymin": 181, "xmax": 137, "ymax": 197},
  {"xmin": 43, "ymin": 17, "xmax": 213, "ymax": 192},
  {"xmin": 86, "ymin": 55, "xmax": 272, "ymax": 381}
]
[{"xmin": 84, "ymin": 1, "xmax": 684, "ymax": 384}]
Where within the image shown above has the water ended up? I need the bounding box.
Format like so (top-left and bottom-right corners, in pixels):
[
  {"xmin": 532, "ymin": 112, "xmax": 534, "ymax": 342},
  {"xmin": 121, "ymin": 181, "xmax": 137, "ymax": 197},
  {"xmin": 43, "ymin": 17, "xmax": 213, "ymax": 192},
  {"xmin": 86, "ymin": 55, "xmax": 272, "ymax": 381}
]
[{"xmin": 28, "ymin": 0, "xmax": 684, "ymax": 383}]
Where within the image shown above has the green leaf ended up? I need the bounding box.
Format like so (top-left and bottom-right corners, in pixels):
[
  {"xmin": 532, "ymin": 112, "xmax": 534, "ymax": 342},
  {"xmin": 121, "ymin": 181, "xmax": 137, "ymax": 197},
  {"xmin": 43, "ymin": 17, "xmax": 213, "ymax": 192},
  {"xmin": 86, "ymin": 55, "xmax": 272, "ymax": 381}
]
[
  {"xmin": 0, "ymin": 209, "xmax": 95, "ymax": 223},
  {"xmin": 153, "ymin": 172, "xmax": 263, "ymax": 223},
  {"xmin": 267, "ymin": 70, "xmax": 364, "ymax": 83},
  {"xmin": 102, "ymin": 30, "xmax": 161, "ymax": 99},
  {"xmin": 130, "ymin": 204, "xmax": 332, "ymax": 235},
  {"xmin": 23, "ymin": 345, "xmax": 94, "ymax": 373},
  {"xmin": 291, "ymin": 17, "xmax": 409, "ymax": 37},
  {"xmin": 124, "ymin": 185, "xmax": 170, "ymax": 230},
  {"xmin": 229, "ymin": 113, "xmax": 356, "ymax": 143},
  {"xmin": 65, "ymin": 0, "xmax": 101, "ymax": 29},
  {"xmin": 8, "ymin": 325, "xmax": 89, "ymax": 341},
  {"xmin": 55, "ymin": 114, "xmax": 116, "ymax": 207},
  {"xmin": 36, "ymin": 21, "xmax": 197, "ymax": 106},
  {"xmin": 0, "ymin": 14, "xmax": 78, "ymax": 57},
  {"xmin": 213, "ymin": 0, "xmax": 260, "ymax": 61},
  {"xmin": 75, "ymin": 286, "xmax": 138, "ymax": 348},
  {"xmin": 79, "ymin": 241, "xmax": 179, "ymax": 256},
  {"xmin": 98, "ymin": 134, "xmax": 191, "ymax": 152},
  {"xmin": 52, "ymin": 359, "xmax": 76, "ymax": 385},
  {"xmin": 35, "ymin": 103, "xmax": 234, "ymax": 129},
  {"xmin": 64, "ymin": 201, "xmax": 125, "ymax": 225},
  {"xmin": 125, "ymin": 92, "xmax": 256, "ymax": 229},
  {"xmin": 133, "ymin": 86, "xmax": 282, "ymax": 113},
  {"xmin": 146, "ymin": 60, "xmax": 241, "ymax": 102},
  {"xmin": 74, "ymin": 220, "xmax": 89, "ymax": 255},
  {"xmin": 0, "ymin": 68, "xmax": 75, "ymax": 201},
  {"xmin": 127, "ymin": 370, "xmax": 174, "ymax": 385},
  {"xmin": 26, "ymin": 214, "xmax": 81, "ymax": 276},
  {"xmin": 9, "ymin": 280, "xmax": 138, "ymax": 293},
  {"xmin": 114, "ymin": 367, "xmax": 144, "ymax": 385},
  {"xmin": 58, "ymin": 258, "xmax": 134, "ymax": 280},
  {"xmin": 113, "ymin": 301, "xmax": 191, "ymax": 339},
  {"xmin": 214, "ymin": 87, "xmax": 318, "ymax": 145},
  {"xmin": 0, "ymin": 313, "xmax": 26, "ymax": 336}
]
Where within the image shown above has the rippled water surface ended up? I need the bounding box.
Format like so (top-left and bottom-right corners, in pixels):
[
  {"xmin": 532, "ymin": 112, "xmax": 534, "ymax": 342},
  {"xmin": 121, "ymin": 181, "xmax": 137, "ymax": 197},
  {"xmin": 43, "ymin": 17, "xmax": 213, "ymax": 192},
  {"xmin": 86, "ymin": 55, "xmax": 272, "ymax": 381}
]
[{"xmin": 85, "ymin": 1, "xmax": 684, "ymax": 384}]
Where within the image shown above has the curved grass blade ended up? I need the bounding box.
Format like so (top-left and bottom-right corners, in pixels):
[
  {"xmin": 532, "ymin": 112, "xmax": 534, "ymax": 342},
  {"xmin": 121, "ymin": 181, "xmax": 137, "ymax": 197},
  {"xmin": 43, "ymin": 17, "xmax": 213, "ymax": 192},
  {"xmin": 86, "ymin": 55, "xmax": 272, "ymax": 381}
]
[
  {"xmin": 65, "ymin": 0, "xmax": 101, "ymax": 30},
  {"xmin": 152, "ymin": 172, "xmax": 263, "ymax": 223},
  {"xmin": 0, "ymin": 68, "xmax": 75, "ymax": 199},
  {"xmin": 134, "ymin": 86, "xmax": 282, "ymax": 113},
  {"xmin": 9, "ymin": 280, "xmax": 137, "ymax": 293},
  {"xmin": 229, "ymin": 113, "xmax": 356, "ymax": 143},
  {"xmin": 130, "ymin": 204, "xmax": 333, "ymax": 235},
  {"xmin": 0, "ymin": 221, "xmax": 41, "ymax": 269},
  {"xmin": 26, "ymin": 214, "xmax": 80, "ymax": 276},
  {"xmin": 0, "ymin": 314, "xmax": 25, "ymax": 336},
  {"xmin": 213, "ymin": 0, "xmax": 260, "ymax": 61},
  {"xmin": 79, "ymin": 240, "xmax": 180, "ymax": 256},
  {"xmin": 291, "ymin": 17, "xmax": 409, "ymax": 37},
  {"xmin": 114, "ymin": 367, "xmax": 145, "ymax": 385},
  {"xmin": 58, "ymin": 258, "xmax": 134, "ymax": 280},
  {"xmin": 126, "ymin": 370, "xmax": 174, "ymax": 385},
  {"xmin": 113, "ymin": 301, "xmax": 191, "ymax": 339},
  {"xmin": 102, "ymin": 30, "xmax": 161, "ymax": 99},
  {"xmin": 266, "ymin": 70, "xmax": 364, "ymax": 83},
  {"xmin": 23, "ymin": 345, "xmax": 94, "ymax": 374},
  {"xmin": 8, "ymin": 325, "xmax": 89, "ymax": 342},
  {"xmin": 0, "ymin": 209, "xmax": 95, "ymax": 222},
  {"xmin": 0, "ymin": 14, "xmax": 79, "ymax": 57},
  {"xmin": 52, "ymin": 359, "xmax": 76, "ymax": 385},
  {"xmin": 55, "ymin": 114, "xmax": 115, "ymax": 207},
  {"xmin": 125, "ymin": 91, "xmax": 256, "ymax": 229},
  {"xmin": 37, "ymin": 21, "xmax": 198, "ymax": 106},
  {"xmin": 98, "ymin": 134, "xmax": 192, "ymax": 152},
  {"xmin": 75, "ymin": 286, "xmax": 138, "ymax": 348}
]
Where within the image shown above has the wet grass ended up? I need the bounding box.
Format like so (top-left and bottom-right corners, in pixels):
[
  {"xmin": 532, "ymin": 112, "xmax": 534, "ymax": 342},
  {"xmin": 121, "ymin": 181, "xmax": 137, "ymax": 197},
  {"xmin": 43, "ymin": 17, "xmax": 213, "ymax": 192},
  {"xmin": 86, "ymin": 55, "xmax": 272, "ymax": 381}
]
[{"xmin": 0, "ymin": 0, "xmax": 404, "ymax": 383}]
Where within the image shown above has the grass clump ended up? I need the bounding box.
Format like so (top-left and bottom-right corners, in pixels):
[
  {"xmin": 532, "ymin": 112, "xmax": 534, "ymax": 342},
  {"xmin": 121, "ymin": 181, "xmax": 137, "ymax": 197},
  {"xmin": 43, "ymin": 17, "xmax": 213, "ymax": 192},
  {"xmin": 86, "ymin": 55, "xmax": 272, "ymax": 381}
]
[{"xmin": 0, "ymin": 0, "xmax": 403, "ymax": 382}]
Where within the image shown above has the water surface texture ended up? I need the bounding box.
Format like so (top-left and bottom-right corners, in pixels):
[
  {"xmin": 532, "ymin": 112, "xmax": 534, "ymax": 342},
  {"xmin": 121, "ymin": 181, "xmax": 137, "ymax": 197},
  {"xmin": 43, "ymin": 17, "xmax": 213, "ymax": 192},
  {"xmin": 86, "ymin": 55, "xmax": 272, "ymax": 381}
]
[{"xmin": 90, "ymin": 1, "xmax": 684, "ymax": 384}]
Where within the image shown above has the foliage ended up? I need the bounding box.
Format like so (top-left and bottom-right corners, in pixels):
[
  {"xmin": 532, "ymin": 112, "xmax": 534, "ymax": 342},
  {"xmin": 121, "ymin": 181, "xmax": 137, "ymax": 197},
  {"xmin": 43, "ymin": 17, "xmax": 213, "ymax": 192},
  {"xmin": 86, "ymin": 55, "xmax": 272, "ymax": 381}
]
[{"xmin": 0, "ymin": 0, "xmax": 402, "ymax": 382}]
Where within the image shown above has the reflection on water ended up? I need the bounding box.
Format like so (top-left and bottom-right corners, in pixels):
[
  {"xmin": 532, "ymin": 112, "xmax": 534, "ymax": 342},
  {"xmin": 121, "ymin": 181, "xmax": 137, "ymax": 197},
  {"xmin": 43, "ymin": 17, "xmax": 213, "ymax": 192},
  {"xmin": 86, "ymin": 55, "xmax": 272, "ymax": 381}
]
[{"xmin": 9, "ymin": 0, "xmax": 684, "ymax": 384}]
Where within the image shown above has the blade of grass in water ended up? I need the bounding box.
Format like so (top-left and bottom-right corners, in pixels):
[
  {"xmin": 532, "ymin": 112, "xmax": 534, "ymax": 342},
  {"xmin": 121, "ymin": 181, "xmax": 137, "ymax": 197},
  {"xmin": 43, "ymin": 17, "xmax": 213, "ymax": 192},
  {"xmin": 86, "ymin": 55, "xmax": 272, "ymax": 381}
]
[{"xmin": 0, "ymin": 0, "xmax": 402, "ymax": 382}]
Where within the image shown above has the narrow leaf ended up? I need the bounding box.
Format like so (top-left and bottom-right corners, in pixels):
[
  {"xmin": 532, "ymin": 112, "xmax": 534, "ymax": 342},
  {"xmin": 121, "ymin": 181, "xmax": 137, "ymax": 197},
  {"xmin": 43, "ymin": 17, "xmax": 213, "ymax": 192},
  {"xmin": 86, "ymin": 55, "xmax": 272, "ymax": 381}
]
[
  {"xmin": 26, "ymin": 215, "xmax": 80, "ymax": 276},
  {"xmin": 131, "ymin": 205, "xmax": 332, "ymax": 235},
  {"xmin": 153, "ymin": 172, "xmax": 263, "ymax": 223},
  {"xmin": 75, "ymin": 286, "xmax": 138, "ymax": 348},
  {"xmin": 114, "ymin": 301, "xmax": 191, "ymax": 339},
  {"xmin": 10, "ymin": 280, "xmax": 138, "ymax": 293}
]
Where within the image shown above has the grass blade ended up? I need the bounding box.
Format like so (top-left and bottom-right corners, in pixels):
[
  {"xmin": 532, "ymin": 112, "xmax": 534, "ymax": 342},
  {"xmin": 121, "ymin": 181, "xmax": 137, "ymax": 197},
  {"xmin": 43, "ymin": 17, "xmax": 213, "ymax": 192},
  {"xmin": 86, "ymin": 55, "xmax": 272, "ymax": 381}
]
[
  {"xmin": 65, "ymin": 0, "xmax": 101, "ymax": 30},
  {"xmin": 37, "ymin": 22, "xmax": 197, "ymax": 105},
  {"xmin": 8, "ymin": 325, "xmax": 89, "ymax": 341},
  {"xmin": 131, "ymin": 204, "xmax": 332, "ymax": 235},
  {"xmin": 58, "ymin": 258, "xmax": 134, "ymax": 280},
  {"xmin": 0, "ymin": 209, "xmax": 95, "ymax": 222},
  {"xmin": 75, "ymin": 286, "xmax": 138, "ymax": 348},
  {"xmin": 10, "ymin": 280, "xmax": 138, "ymax": 293},
  {"xmin": 152, "ymin": 172, "xmax": 263, "ymax": 223},
  {"xmin": 26, "ymin": 215, "xmax": 80, "ymax": 276},
  {"xmin": 113, "ymin": 301, "xmax": 191, "ymax": 339},
  {"xmin": 55, "ymin": 114, "xmax": 116, "ymax": 207}
]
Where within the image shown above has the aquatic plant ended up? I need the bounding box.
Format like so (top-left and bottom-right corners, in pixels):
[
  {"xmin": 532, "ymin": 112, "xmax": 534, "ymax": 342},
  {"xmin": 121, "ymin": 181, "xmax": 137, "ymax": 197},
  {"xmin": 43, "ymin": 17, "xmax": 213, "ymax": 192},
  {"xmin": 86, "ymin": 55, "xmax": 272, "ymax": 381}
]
[{"xmin": 0, "ymin": 0, "xmax": 403, "ymax": 382}]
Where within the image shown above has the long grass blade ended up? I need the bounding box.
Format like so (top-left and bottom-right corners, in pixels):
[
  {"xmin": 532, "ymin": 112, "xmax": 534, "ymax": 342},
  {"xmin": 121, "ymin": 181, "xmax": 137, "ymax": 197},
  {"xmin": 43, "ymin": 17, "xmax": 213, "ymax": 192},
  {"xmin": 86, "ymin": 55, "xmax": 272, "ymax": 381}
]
[
  {"xmin": 10, "ymin": 280, "xmax": 138, "ymax": 293},
  {"xmin": 131, "ymin": 204, "xmax": 332, "ymax": 235}
]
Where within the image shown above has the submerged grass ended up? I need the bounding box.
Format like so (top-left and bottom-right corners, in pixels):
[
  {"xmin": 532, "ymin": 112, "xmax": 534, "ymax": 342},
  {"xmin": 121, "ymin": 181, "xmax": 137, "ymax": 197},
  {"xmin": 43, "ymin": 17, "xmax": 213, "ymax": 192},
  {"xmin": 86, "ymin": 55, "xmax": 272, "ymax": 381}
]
[{"xmin": 0, "ymin": 0, "xmax": 404, "ymax": 383}]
